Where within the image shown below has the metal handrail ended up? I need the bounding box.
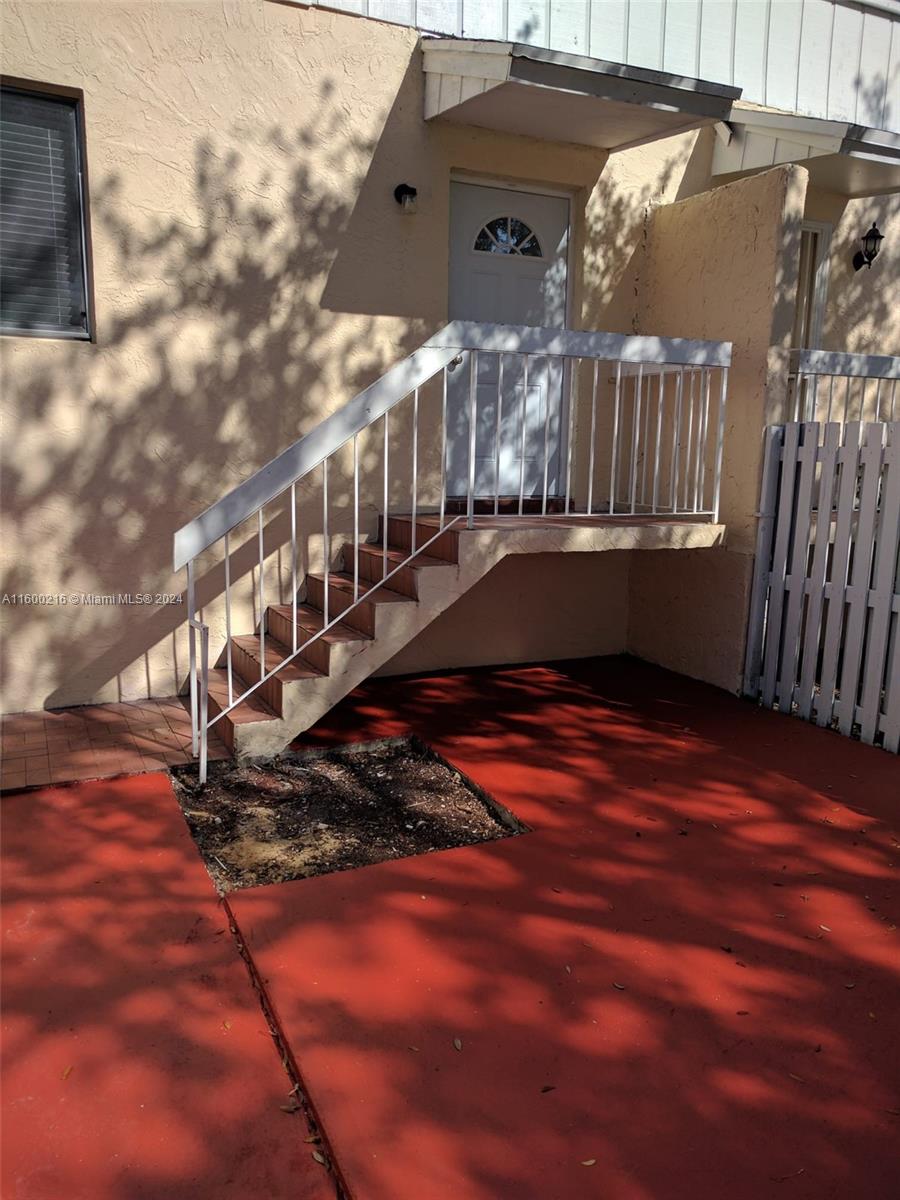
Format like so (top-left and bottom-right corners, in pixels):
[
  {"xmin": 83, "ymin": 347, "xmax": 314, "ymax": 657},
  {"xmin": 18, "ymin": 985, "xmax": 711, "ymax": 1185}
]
[
  {"xmin": 175, "ymin": 322, "xmax": 733, "ymax": 569},
  {"xmin": 789, "ymin": 348, "xmax": 900, "ymax": 381}
]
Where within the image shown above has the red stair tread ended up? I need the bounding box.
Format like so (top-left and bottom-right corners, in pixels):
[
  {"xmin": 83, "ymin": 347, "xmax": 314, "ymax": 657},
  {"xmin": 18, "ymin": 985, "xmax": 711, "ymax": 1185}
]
[
  {"xmin": 307, "ymin": 572, "xmax": 412, "ymax": 603},
  {"xmin": 354, "ymin": 543, "xmax": 451, "ymax": 570},
  {"xmin": 206, "ymin": 667, "xmax": 279, "ymax": 724},
  {"xmin": 231, "ymin": 634, "xmax": 323, "ymax": 680},
  {"xmin": 269, "ymin": 604, "xmax": 373, "ymax": 644}
]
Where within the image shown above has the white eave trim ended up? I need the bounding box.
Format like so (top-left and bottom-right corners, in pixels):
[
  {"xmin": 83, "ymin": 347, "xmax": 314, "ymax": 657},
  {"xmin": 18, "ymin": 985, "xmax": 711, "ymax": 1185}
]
[{"xmin": 712, "ymin": 105, "xmax": 900, "ymax": 183}]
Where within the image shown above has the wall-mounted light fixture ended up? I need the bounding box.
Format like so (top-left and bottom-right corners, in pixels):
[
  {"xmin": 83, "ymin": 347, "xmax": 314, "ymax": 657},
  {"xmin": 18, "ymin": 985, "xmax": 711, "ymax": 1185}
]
[
  {"xmin": 852, "ymin": 221, "xmax": 884, "ymax": 272},
  {"xmin": 394, "ymin": 183, "xmax": 418, "ymax": 213}
]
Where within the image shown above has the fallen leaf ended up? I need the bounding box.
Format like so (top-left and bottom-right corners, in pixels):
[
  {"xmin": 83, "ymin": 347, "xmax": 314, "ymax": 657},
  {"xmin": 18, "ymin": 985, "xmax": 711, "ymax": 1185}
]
[
  {"xmin": 312, "ymin": 1150, "xmax": 326, "ymax": 1165},
  {"xmin": 844, "ymin": 983, "xmax": 856, "ymax": 990},
  {"xmin": 304, "ymin": 1135, "xmax": 321, "ymax": 1144},
  {"xmin": 788, "ymin": 1073, "xmax": 805, "ymax": 1083},
  {"xmin": 541, "ymin": 1085, "xmax": 556, "ymax": 1094},
  {"xmin": 222, "ymin": 1020, "xmax": 232, "ymax": 1030},
  {"xmin": 280, "ymin": 1099, "xmax": 301, "ymax": 1113},
  {"xmin": 61, "ymin": 1065, "xmax": 73, "ymax": 1081},
  {"xmin": 612, "ymin": 982, "xmax": 626, "ymax": 990},
  {"xmin": 453, "ymin": 1037, "xmax": 462, "ymax": 1051},
  {"xmin": 408, "ymin": 1045, "xmax": 420, "ymax": 1052},
  {"xmin": 565, "ymin": 965, "xmax": 572, "ymax": 974},
  {"xmin": 581, "ymin": 1159, "xmax": 597, "ymax": 1166},
  {"xmin": 819, "ymin": 925, "xmax": 831, "ymax": 932}
]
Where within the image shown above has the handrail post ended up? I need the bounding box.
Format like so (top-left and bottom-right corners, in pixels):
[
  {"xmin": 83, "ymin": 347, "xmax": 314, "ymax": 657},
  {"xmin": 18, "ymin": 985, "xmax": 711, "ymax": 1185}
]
[
  {"xmin": 186, "ymin": 560, "xmax": 197, "ymax": 758},
  {"xmin": 467, "ymin": 350, "xmax": 478, "ymax": 529},
  {"xmin": 199, "ymin": 622, "xmax": 209, "ymax": 785}
]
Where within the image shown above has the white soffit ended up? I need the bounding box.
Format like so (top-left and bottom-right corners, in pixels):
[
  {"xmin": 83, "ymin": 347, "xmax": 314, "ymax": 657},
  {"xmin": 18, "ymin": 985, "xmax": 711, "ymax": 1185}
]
[
  {"xmin": 712, "ymin": 106, "xmax": 900, "ymax": 197},
  {"xmin": 422, "ymin": 40, "xmax": 741, "ymax": 153}
]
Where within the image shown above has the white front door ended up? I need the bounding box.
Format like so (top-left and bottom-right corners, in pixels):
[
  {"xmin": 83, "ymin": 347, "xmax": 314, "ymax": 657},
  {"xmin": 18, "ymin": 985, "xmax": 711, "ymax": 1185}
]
[{"xmin": 447, "ymin": 182, "xmax": 570, "ymax": 499}]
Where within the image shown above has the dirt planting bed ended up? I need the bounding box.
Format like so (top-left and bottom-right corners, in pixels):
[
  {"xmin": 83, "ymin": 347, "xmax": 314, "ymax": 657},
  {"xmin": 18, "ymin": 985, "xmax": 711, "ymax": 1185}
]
[{"xmin": 171, "ymin": 737, "xmax": 526, "ymax": 892}]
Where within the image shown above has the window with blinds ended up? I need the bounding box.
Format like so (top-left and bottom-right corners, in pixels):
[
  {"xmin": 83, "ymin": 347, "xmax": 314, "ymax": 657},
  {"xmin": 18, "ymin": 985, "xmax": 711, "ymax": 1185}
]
[{"xmin": 0, "ymin": 87, "xmax": 90, "ymax": 338}]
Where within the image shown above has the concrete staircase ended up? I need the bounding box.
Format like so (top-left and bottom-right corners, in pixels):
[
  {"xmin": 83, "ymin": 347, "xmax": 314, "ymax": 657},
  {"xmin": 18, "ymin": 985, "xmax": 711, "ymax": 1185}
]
[{"xmin": 206, "ymin": 513, "xmax": 723, "ymax": 759}]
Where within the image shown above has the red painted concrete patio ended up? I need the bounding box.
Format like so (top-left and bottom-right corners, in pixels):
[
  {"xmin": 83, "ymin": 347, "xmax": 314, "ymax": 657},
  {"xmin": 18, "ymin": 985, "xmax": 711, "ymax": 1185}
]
[
  {"xmin": 232, "ymin": 658, "xmax": 900, "ymax": 1200},
  {"xmin": 1, "ymin": 772, "xmax": 331, "ymax": 1200},
  {"xmin": 3, "ymin": 658, "xmax": 899, "ymax": 1199}
]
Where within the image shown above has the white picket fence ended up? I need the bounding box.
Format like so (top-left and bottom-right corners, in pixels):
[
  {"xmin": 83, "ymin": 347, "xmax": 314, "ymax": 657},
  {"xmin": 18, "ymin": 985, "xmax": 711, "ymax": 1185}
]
[{"xmin": 744, "ymin": 421, "xmax": 900, "ymax": 752}]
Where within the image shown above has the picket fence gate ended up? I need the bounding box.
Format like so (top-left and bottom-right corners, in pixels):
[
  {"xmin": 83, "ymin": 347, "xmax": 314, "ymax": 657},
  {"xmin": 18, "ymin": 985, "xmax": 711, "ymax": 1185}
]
[{"xmin": 743, "ymin": 421, "xmax": 900, "ymax": 752}]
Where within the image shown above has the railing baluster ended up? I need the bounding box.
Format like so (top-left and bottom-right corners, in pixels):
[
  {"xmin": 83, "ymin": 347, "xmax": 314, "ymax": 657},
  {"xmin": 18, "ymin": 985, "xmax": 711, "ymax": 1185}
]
[
  {"xmin": 541, "ymin": 359, "xmax": 552, "ymax": 515},
  {"xmin": 587, "ymin": 358, "xmax": 598, "ymax": 515},
  {"xmin": 467, "ymin": 351, "xmax": 478, "ymax": 530},
  {"xmin": 352, "ymin": 437, "xmax": 358, "ymax": 600},
  {"xmin": 258, "ymin": 508, "xmax": 265, "ymax": 681},
  {"xmin": 671, "ymin": 368, "xmax": 683, "ymax": 515},
  {"xmin": 609, "ymin": 361, "xmax": 621, "ymax": 515},
  {"xmin": 495, "ymin": 353, "xmax": 503, "ymax": 516},
  {"xmin": 890, "ymin": 379, "xmax": 897, "ymax": 421},
  {"xmin": 629, "ymin": 365, "xmax": 643, "ymax": 515},
  {"xmin": 324, "ymin": 456, "xmax": 331, "ymax": 623},
  {"xmin": 564, "ymin": 358, "xmax": 575, "ymax": 515},
  {"xmin": 383, "ymin": 410, "xmax": 389, "ymax": 579},
  {"xmin": 684, "ymin": 368, "xmax": 696, "ymax": 511},
  {"xmin": 652, "ymin": 369, "xmax": 664, "ymax": 514},
  {"xmin": 440, "ymin": 366, "xmax": 448, "ymax": 529},
  {"xmin": 691, "ymin": 371, "xmax": 701, "ymax": 511},
  {"xmin": 199, "ymin": 622, "xmax": 209, "ymax": 785},
  {"xmin": 518, "ymin": 354, "xmax": 529, "ymax": 516},
  {"xmin": 826, "ymin": 374, "xmax": 835, "ymax": 422},
  {"xmin": 186, "ymin": 559, "xmax": 197, "ymax": 757},
  {"xmin": 712, "ymin": 367, "xmax": 728, "ymax": 524},
  {"xmin": 411, "ymin": 388, "xmax": 418, "ymax": 553},
  {"xmin": 290, "ymin": 483, "xmax": 297, "ymax": 654},
  {"xmin": 224, "ymin": 530, "xmax": 233, "ymax": 705},
  {"xmin": 697, "ymin": 369, "xmax": 710, "ymax": 512},
  {"xmin": 641, "ymin": 372, "xmax": 652, "ymax": 508}
]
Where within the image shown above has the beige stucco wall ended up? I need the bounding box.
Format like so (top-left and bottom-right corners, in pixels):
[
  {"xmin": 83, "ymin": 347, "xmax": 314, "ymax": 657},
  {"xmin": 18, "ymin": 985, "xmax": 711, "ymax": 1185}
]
[
  {"xmin": 804, "ymin": 186, "xmax": 900, "ymax": 358},
  {"xmin": 378, "ymin": 550, "xmax": 630, "ymax": 676},
  {"xmin": 626, "ymin": 165, "xmax": 808, "ymax": 692},
  {"xmin": 0, "ymin": 0, "xmax": 729, "ymax": 713}
]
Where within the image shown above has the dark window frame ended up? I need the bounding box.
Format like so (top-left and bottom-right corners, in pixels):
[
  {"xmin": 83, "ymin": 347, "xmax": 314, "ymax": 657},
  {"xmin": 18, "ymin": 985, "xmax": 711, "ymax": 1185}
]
[{"xmin": 1, "ymin": 76, "xmax": 95, "ymax": 342}]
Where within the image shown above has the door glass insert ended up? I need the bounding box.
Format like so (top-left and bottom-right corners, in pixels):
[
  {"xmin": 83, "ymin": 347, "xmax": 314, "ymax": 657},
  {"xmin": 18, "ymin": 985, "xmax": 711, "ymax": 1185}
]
[{"xmin": 474, "ymin": 217, "xmax": 542, "ymax": 257}]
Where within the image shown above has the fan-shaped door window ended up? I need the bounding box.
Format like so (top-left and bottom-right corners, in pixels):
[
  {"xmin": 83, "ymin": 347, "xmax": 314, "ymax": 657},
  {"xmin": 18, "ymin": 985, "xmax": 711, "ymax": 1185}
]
[{"xmin": 474, "ymin": 217, "xmax": 542, "ymax": 257}]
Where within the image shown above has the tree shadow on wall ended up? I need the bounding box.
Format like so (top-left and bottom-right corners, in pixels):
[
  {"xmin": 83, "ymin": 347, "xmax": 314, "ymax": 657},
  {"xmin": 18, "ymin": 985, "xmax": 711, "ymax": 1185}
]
[{"xmin": 2, "ymin": 78, "xmax": 446, "ymax": 712}]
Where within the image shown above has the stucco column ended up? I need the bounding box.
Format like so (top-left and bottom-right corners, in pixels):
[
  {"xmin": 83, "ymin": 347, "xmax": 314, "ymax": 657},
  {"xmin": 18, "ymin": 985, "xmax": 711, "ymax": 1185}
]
[{"xmin": 627, "ymin": 165, "xmax": 809, "ymax": 692}]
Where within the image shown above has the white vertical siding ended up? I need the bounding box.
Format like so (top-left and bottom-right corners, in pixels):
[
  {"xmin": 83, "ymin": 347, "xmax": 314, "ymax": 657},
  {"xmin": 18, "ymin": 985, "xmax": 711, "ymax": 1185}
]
[{"xmin": 303, "ymin": 0, "xmax": 900, "ymax": 133}]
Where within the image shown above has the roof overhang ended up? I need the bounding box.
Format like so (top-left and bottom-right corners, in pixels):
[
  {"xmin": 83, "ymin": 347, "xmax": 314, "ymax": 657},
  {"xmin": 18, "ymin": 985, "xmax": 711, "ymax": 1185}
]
[
  {"xmin": 422, "ymin": 39, "xmax": 741, "ymax": 153},
  {"xmin": 712, "ymin": 106, "xmax": 900, "ymax": 197}
]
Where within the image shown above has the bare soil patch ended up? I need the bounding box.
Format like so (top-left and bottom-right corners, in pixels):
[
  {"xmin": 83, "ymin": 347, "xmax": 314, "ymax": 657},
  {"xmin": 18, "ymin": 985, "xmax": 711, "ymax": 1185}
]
[{"xmin": 171, "ymin": 737, "xmax": 526, "ymax": 892}]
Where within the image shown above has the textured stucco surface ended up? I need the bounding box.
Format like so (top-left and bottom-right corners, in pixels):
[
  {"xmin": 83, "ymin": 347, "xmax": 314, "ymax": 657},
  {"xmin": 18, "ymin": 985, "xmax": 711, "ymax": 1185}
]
[
  {"xmin": 623, "ymin": 165, "xmax": 807, "ymax": 691},
  {"xmin": 805, "ymin": 186, "xmax": 900, "ymax": 359},
  {"xmin": 377, "ymin": 551, "xmax": 630, "ymax": 678},
  {"xmin": 0, "ymin": 0, "xmax": 733, "ymax": 712}
]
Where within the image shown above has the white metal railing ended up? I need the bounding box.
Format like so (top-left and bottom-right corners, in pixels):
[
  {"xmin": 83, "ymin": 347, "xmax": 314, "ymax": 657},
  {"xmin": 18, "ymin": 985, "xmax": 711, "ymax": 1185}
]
[
  {"xmin": 174, "ymin": 321, "xmax": 731, "ymax": 781},
  {"xmin": 789, "ymin": 349, "xmax": 900, "ymax": 423}
]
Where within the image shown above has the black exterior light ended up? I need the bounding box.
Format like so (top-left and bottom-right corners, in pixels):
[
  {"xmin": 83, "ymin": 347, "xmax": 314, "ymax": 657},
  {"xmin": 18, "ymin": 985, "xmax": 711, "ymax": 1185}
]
[
  {"xmin": 852, "ymin": 221, "xmax": 884, "ymax": 271},
  {"xmin": 393, "ymin": 183, "xmax": 418, "ymax": 213}
]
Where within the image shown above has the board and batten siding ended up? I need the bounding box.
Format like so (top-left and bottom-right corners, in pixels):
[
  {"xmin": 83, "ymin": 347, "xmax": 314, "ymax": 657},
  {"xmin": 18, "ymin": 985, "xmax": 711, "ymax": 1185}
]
[{"xmin": 301, "ymin": 0, "xmax": 900, "ymax": 134}]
